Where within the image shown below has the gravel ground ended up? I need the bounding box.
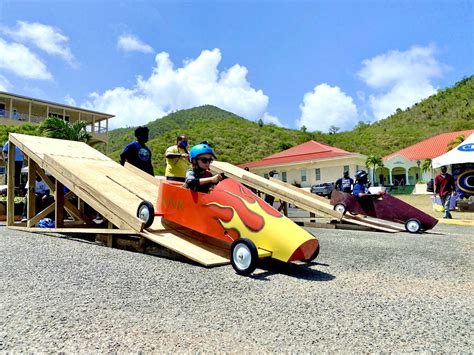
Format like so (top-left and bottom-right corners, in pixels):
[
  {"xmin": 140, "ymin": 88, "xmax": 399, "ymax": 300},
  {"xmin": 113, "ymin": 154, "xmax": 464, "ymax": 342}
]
[{"xmin": 1, "ymin": 222, "xmax": 473, "ymax": 353}]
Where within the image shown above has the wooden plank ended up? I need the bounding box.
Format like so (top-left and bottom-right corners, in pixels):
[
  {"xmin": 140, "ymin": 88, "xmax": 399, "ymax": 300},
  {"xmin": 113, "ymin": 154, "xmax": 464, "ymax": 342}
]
[
  {"xmin": 8, "ymin": 226, "xmax": 137, "ymax": 234},
  {"xmin": 55, "ymin": 179, "xmax": 65, "ymax": 228},
  {"xmin": 27, "ymin": 159, "xmax": 36, "ymax": 221},
  {"xmin": 210, "ymin": 161, "xmax": 343, "ymax": 218},
  {"xmin": 124, "ymin": 162, "xmax": 161, "ymax": 187},
  {"xmin": 141, "ymin": 230, "xmax": 229, "ymax": 266}
]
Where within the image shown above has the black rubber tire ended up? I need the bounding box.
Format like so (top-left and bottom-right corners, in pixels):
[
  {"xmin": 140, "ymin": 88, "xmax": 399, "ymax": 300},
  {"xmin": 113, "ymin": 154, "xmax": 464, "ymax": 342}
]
[
  {"xmin": 333, "ymin": 203, "xmax": 347, "ymax": 215},
  {"xmin": 405, "ymin": 218, "xmax": 421, "ymax": 233},
  {"xmin": 137, "ymin": 200, "xmax": 155, "ymax": 228},
  {"xmin": 303, "ymin": 244, "xmax": 320, "ymax": 262},
  {"xmin": 230, "ymin": 238, "xmax": 258, "ymax": 276}
]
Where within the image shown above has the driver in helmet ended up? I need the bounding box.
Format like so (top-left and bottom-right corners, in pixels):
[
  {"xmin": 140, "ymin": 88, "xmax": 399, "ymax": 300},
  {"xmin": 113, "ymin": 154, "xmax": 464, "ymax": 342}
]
[
  {"xmin": 352, "ymin": 170, "xmax": 383, "ymax": 198},
  {"xmin": 185, "ymin": 141, "xmax": 224, "ymax": 193}
]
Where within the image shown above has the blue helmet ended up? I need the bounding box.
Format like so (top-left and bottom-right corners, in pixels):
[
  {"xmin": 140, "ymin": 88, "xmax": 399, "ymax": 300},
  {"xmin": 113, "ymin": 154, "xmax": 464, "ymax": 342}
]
[
  {"xmin": 38, "ymin": 218, "xmax": 55, "ymax": 228},
  {"xmin": 189, "ymin": 143, "xmax": 216, "ymax": 162}
]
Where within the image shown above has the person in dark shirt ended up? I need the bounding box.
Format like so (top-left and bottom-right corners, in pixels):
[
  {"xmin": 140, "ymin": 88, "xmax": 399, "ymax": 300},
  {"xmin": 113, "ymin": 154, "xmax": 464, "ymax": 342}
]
[
  {"xmin": 434, "ymin": 166, "xmax": 456, "ymax": 219},
  {"xmin": 185, "ymin": 142, "xmax": 223, "ymax": 193},
  {"xmin": 352, "ymin": 170, "xmax": 383, "ymax": 198},
  {"xmin": 119, "ymin": 126, "xmax": 154, "ymax": 176},
  {"xmin": 335, "ymin": 170, "xmax": 354, "ymax": 193}
]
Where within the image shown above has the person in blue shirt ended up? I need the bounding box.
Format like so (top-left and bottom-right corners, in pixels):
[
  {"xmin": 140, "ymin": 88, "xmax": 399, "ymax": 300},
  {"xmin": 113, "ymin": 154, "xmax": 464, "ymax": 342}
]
[
  {"xmin": 119, "ymin": 126, "xmax": 154, "ymax": 176},
  {"xmin": 185, "ymin": 142, "xmax": 223, "ymax": 193},
  {"xmin": 352, "ymin": 170, "xmax": 383, "ymax": 198},
  {"xmin": 335, "ymin": 171, "xmax": 354, "ymax": 193},
  {"xmin": 2, "ymin": 141, "xmax": 24, "ymax": 187}
]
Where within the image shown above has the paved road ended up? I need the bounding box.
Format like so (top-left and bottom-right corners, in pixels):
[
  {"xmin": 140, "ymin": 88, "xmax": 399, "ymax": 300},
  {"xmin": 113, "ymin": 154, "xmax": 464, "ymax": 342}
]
[{"xmin": 1, "ymin": 223, "xmax": 472, "ymax": 352}]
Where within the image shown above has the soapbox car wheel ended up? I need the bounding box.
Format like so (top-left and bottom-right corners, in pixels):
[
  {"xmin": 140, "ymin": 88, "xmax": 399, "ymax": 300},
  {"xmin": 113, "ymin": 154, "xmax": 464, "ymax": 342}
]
[
  {"xmin": 230, "ymin": 238, "xmax": 258, "ymax": 276},
  {"xmin": 137, "ymin": 200, "xmax": 155, "ymax": 228},
  {"xmin": 405, "ymin": 218, "xmax": 421, "ymax": 234},
  {"xmin": 334, "ymin": 203, "xmax": 347, "ymax": 215}
]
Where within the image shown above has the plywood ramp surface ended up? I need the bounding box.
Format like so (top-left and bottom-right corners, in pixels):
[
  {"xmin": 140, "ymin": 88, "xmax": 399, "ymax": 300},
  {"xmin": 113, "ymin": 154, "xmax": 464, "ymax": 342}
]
[{"xmin": 10, "ymin": 133, "xmax": 229, "ymax": 266}]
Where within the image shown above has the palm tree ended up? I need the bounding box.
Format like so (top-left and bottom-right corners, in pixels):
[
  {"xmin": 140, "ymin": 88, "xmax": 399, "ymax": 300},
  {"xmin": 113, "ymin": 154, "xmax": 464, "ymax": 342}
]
[
  {"xmin": 39, "ymin": 117, "xmax": 91, "ymax": 143},
  {"xmin": 447, "ymin": 134, "xmax": 465, "ymax": 151},
  {"xmin": 365, "ymin": 155, "xmax": 384, "ymax": 185},
  {"xmin": 421, "ymin": 158, "xmax": 432, "ymax": 172}
]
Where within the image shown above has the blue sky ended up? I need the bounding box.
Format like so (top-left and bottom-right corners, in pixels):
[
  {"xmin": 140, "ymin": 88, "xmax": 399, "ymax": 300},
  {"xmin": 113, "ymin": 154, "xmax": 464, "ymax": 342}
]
[{"xmin": 0, "ymin": 0, "xmax": 472, "ymax": 131}]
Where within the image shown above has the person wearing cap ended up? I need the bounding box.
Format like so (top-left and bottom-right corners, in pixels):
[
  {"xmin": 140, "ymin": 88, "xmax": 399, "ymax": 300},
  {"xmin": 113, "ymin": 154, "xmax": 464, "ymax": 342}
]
[
  {"xmin": 165, "ymin": 135, "xmax": 190, "ymax": 182},
  {"xmin": 335, "ymin": 170, "xmax": 354, "ymax": 193},
  {"xmin": 185, "ymin": 141, "xmax": 223, "ymax": 193},
  {"xmin": 2, "ymin": 141, "xmax": 24, "ymax": 187},
  {"xmin": 119, "ymin": 126, "xmax": 154, "ymax": 176},
  {"xmin": 352, "ymin": 170, "xmax": 383, "ymax": 198},
  {"xmin": 434, "ymin": 166, "xmax": 455, "ymax": 219}
]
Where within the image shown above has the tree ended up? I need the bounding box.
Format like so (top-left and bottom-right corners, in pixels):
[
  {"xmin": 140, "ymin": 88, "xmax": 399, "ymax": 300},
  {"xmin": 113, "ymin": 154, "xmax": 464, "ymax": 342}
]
[
  {"xmin": 421, "ymin": 158, "xmax": 432, "ymax": 172},
  {"xmin": 365, "ymin": 155, "xmax": 384, "ymax": 185},
  {"xmin": 257, "ymin": 119, "xmax": 264, "ymax": 127},
  {"xmin": 39, "ymin": 117, "xmax": 91, "ymax": 142},
  {"xmin": 300, "ymin": 125, "xmax": 307, "ymax": 133},
  {"xmin": 446, "ymin": 134, "xmax": 465, "ymax": 151},
  {"xmin": 329, "ymin": 125, "xmax": 340, "ymax": 134}
]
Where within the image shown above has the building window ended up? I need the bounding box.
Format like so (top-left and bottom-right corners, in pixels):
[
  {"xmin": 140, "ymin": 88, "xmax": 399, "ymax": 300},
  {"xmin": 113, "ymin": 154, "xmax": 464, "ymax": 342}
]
[
  {"xmin": 281, "ymin": 171, "xmax": 287, "ymax": 182},
  {"xmin": 301, "ymin": 169, "xmax": 307, "ymax": 182},
  {"xmin": 315, "ymin": 168, "xmax": 321, "ymax": 181},
  {"xmin": 344, "ymin": 165, "xmax": 349, "ymax": 174}
]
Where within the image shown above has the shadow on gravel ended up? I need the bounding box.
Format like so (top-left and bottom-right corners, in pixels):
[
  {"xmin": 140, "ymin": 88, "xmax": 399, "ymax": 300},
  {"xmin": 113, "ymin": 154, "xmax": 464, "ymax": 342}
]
[{"xmin": 251, "ymin": 259, "xmax": 335, "ymax": 281}]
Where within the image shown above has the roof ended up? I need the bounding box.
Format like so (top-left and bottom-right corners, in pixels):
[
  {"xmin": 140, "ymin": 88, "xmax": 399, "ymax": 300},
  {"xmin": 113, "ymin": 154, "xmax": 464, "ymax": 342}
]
[
  {"xmin": 241, "ymin": 140, "xmax": 360, "ymax": 169},
  {"xmin": 384, "ymin": 129, "xmax": 474, "ymax": 161},
  {"xmin": 0, "ymin": 91, "xmax": 115, "ymax": 118}
]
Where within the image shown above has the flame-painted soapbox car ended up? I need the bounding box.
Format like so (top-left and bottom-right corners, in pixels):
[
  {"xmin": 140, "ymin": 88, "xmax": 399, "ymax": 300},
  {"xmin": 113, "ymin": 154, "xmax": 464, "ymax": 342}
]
[
  {"xmin": 330, "ymin": 190, "xmax": 438, "ymax": 233},
  {"xmin": 136, "ymin": 178, "xmax": 319, "ymax": 276}
]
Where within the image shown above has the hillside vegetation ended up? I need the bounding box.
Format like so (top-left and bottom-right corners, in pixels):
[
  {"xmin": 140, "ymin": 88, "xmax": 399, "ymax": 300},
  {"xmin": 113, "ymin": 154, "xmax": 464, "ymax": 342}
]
[
  {"xmin": 106, "ymin": 76, "xmax": 473, "ymax": 175},
  {"xmin": 1, "ymin": 76, "xmax": 472, "ymax": 176}
]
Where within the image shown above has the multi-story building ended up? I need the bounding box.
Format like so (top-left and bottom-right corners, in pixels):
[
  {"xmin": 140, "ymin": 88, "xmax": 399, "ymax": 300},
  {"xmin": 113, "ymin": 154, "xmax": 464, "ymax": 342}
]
[{"xmin": 0, "ymin": 91, "xmax": 114, "ymax": 147}]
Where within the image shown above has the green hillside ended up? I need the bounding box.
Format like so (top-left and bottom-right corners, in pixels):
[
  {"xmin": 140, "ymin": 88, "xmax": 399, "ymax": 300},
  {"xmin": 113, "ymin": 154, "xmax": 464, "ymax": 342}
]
[
  {"xmin": 2, "ymin": 76, "xmax": 472, "ymax": 176},
  {"xmin": 107, "ymin": 76, "xmax": 473, "ymax": 175}
]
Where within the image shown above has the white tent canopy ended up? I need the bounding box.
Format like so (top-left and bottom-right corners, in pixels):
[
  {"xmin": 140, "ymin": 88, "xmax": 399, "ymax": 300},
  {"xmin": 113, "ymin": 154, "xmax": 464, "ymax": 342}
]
[{"xmin": 432, "ymin": 133, "xmax": 474, "ymax": 168}]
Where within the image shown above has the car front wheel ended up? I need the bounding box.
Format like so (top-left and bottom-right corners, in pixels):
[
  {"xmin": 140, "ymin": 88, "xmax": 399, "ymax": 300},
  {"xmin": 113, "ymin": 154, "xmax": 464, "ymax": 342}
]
[
  {"xmin": 230, "ymin": 238, "xmax": 258, "ymax": 276},
  {"xmin": 405, "ymin": 218, "xmax": 421, "ymax": 233},
  {"xmin": 137, "ymin": 200, "xmax": 155, "ymax": 228},
  {"xmin": 334, "ymin": 203, "xmax": 347, "ymax": 214}
]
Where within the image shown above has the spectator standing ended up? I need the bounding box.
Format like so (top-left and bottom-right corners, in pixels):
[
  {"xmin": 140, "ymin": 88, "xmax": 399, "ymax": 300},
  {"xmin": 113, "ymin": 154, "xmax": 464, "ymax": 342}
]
[
  {"xmin": 434, "ymin": 166, "xmax": 455, "ymax": 219},
  {"xmin": 2, "ymin": 141, "xmax": 24, "ymax": 187},
  {"xmin": 264, "ymin": 170, "xmax": 277, "ymax": 206},
  {"xmin": 120, "ymin": 126, "xmax": 154, "ymax": 176},
  {"xmin": 165, "ymin": 135, "xmax": 190, "ymax": 182},
  {"xmin": 335, "ymin": 170, "xmax": 354, "ymax": 193}
]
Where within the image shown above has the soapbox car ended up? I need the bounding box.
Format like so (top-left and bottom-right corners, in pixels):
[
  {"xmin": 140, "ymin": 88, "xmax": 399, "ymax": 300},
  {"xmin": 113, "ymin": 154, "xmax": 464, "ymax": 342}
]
[
  {"xmin": 136, "ymin": 178, "xmax": 319, "ymax": 276},
  {"xmin": 330, "ymin": 190, "xmax": 438, "ymax": 233}
]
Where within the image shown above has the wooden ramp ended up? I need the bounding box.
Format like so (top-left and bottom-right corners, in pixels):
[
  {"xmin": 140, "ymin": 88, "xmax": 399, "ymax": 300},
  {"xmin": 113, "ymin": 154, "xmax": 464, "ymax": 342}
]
[
  {"xmin": 210, "ymin": 161, "xmax": 402, "ymax": 233},
  {"xmin": 6, "ymin": 133, "xmax": 228, "ymax": 266}
]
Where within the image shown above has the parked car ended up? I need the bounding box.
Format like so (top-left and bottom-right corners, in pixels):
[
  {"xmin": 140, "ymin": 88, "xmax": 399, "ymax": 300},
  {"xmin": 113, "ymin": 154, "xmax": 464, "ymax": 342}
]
[
  {"xmin": 310, "ymin": 183, "xmax": 334, "ymax": 198},
  {"xmin": 426, "ymin": 179, "xmax": 434, "ymax": 193}
]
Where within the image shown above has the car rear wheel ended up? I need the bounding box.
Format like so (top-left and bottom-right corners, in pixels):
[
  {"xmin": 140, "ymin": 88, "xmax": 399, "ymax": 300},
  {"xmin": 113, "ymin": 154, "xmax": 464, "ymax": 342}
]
[
  {"xmin": 334, "ymin": 203, "xmax": 347, "ymax": 214},
  {"xmin": 137, "ymin": 200, "xmax": 155, "ymax": 228},
  {"xmin": 405, "ymin": 218, "xmax": 421, "ymax": 233},
  {"xmin": 230, "ymin": 238, "xmax": 258, "ymax": 276}
]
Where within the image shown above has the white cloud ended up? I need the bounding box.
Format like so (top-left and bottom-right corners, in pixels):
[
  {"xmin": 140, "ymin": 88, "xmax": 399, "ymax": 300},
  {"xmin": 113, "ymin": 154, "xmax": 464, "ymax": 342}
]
[
  {"xmin": 358, "ymin": 45, "xmax": 446, "ymax": 120},
  {"xmin": 0, "ymin": 37, "xmax": 52, "ymax": 80},
  {"xmin": 64, "ymin": 94, "xmax": 76, "ymax": 106},
  {"xmin": 0, "ymin": 74, "xmax": 12, "ymax": 91},
  {"xmin": 297, "ymin": 84, "xmax": 358, "ymax": 132},
  {"xmin": 261, "ymin": 112, "xmax": 283, "ymax": 126},
  {"xmin": 2, "ymin": 21, "xmax": 77, "ymax": 68},
  {"xmin": 117, "ymin": 34, "xmax": 154, "ymax": 54},
  {"xmin": 84, "ymin": 48, "xmax": 269, "ymax": 129}
]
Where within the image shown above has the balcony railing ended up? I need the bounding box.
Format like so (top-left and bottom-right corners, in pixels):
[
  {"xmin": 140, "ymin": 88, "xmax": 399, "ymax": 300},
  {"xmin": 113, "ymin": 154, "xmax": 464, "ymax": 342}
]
[{"xmin": 0, "ymin": 109, "xmax": 44, "ymax": 123}]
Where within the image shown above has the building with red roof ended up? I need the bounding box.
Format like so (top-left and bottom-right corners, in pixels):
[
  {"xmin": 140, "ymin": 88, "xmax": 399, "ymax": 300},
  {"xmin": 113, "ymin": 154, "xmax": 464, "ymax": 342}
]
[
  {"xmin": 241, "ymin": 140, "xmax": 367, "ymax": 187},
  {"xmin": 382, "ymin": 129, "xmax": 474, "ymax": 185}
]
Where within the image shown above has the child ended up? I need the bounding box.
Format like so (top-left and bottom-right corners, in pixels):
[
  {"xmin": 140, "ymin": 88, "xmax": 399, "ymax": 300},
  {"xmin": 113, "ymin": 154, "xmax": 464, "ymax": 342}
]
[{"xmin": 185, "ymin": 142, "xmax": 223, "ymax": 193}]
